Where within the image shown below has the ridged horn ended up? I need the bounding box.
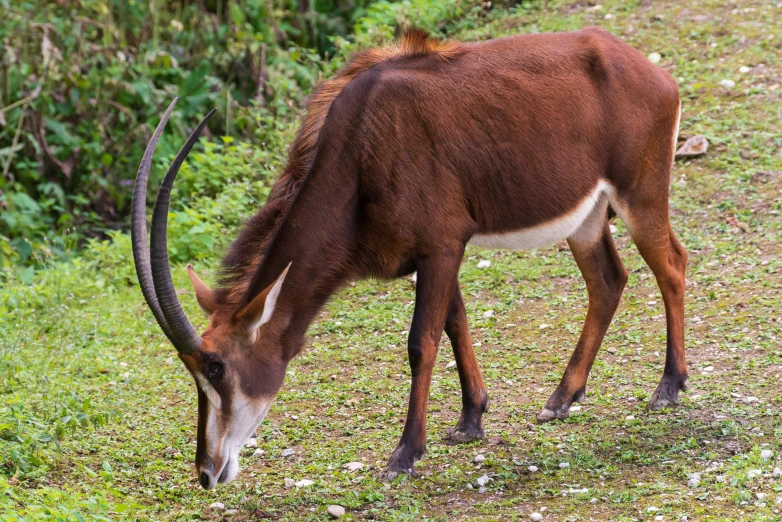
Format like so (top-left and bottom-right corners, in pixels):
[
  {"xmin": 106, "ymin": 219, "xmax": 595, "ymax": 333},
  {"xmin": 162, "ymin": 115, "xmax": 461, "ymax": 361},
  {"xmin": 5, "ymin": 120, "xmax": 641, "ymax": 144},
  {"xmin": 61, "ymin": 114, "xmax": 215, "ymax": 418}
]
[
  {"xmin": 131, "ymin": 98, "xmax": 179, "ymax": 348},
  {"xmin": 149, "ymin": 107, "xmax": 216, "ymax": 354}
]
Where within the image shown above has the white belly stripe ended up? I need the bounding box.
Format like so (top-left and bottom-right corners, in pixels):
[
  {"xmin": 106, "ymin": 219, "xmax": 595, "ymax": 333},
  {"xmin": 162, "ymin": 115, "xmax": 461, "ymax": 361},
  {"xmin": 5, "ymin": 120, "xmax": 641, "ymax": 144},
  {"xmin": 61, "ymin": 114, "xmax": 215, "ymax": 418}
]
[{"xmin": 469, "ymin": 180, "xmax": 612, "ymax": 250}]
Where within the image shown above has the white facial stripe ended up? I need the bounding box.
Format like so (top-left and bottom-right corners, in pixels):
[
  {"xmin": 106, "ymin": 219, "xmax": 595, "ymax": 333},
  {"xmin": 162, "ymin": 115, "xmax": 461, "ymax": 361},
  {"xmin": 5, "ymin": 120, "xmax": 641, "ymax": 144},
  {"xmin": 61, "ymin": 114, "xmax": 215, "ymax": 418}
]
[
  {"xmin": 469, "ymin": 180, "xmax": 613, "ymax": 250},
  {"xmin": 195, "ymin": 373, "xmax": 222, "ymax": 409}
]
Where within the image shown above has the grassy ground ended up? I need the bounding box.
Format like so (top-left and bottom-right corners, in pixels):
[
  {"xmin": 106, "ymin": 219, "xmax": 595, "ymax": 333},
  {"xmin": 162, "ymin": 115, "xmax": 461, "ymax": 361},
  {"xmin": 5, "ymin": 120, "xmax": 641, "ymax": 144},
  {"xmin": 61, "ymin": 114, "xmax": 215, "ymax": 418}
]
[{"xmin": 2, "ymin": 0, "xmax": 782, "ymax": 520}]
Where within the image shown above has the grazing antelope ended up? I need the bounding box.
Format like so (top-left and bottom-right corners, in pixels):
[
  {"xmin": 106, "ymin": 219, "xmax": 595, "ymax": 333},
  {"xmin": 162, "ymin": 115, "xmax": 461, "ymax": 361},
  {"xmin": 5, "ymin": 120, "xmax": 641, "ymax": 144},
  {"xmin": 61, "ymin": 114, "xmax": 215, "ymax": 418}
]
[{"xmin": 132, "ymin": 28, "xmax": 687, "ymax": 488}]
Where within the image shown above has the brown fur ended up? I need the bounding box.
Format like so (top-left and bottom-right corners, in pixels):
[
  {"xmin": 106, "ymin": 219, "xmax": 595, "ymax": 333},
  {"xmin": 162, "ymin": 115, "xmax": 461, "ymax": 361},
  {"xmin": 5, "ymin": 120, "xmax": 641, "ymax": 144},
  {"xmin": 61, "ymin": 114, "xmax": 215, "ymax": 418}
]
[
  {"xmin": 217, "ymin": 29, "xmax": 462, "ymax": 305},
  {"xmin": 152, "ymin": 28, "xmax": 688, "ymax": 486}
]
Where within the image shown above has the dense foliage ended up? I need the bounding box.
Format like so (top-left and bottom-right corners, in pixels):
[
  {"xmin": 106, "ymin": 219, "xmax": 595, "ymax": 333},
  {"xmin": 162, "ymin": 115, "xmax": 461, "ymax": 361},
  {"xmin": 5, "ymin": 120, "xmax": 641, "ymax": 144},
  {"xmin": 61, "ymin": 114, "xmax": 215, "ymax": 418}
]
[{"xmin": 0, "ymin": 0, "xmax": 477, "ymax": 275}]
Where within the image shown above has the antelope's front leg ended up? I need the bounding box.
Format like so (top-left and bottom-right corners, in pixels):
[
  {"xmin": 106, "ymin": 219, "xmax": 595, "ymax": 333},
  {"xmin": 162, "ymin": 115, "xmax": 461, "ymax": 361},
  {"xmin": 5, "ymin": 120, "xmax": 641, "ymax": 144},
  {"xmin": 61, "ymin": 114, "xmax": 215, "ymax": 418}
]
[{"xmin": 384, "ymin": 252, "xmax": 463, "ymax": 479}]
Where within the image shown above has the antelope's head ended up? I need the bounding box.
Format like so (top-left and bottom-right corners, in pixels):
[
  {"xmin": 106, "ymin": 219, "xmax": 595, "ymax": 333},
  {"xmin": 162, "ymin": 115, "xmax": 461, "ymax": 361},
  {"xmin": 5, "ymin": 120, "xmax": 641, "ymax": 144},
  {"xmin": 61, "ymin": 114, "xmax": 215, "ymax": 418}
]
[{"xmin": 130, "ymin": 100, "xmax": 291, "ymax": 489}]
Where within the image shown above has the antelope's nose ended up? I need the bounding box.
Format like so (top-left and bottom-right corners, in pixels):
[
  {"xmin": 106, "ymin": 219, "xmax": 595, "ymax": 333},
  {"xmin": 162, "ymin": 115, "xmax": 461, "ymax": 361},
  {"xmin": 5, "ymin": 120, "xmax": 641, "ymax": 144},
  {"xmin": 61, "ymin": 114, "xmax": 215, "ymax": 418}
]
[{"xmin": 199, "ymin": 472, "xmax": 210, "ymax": 489}]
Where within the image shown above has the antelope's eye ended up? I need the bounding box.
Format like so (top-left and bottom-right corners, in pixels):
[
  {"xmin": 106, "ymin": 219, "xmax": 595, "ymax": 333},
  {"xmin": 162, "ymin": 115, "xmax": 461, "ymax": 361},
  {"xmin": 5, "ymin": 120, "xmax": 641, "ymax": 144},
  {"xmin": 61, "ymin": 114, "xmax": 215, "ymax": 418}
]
[{"xmin": 207, "ymin": 362, "xmax": 223, "ymax": 380}]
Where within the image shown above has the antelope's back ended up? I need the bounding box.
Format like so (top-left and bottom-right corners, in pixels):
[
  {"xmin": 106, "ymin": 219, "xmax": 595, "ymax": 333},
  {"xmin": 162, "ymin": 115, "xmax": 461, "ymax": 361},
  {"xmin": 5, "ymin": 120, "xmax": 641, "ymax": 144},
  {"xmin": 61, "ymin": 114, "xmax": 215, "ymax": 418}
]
[{"xmin": 331, "ymin": 28, "xmax": 679, "ymax": 236}]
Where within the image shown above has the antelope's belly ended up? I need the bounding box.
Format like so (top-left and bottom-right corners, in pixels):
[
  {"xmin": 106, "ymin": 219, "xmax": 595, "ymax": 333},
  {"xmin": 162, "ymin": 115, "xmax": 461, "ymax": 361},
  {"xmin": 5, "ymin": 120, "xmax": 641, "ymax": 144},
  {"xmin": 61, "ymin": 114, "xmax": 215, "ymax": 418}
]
[{"xmin": 469, "ymin": 180, "xmax": 612, "ymax": 250}]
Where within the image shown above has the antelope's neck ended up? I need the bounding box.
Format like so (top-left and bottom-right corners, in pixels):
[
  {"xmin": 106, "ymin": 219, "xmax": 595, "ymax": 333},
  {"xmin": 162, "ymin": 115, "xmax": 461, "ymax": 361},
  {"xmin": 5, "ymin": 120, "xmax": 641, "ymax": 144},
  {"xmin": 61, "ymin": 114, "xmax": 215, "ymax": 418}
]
[{"xmin": 250, "ymin": 161, "xmax": 359, "ymax": 359}]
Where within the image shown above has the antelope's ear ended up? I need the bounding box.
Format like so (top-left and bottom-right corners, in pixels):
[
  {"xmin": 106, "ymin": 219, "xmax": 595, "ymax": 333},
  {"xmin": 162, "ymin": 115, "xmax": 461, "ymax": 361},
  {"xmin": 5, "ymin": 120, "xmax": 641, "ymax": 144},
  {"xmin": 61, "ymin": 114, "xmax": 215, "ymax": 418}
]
[
  {"xmin": 235, "ymin": 262, "xmax": 291, "ymax": 330},
  {"xmin": 187, "ymin": 265, "xmax": 217, "ymax": 315}
]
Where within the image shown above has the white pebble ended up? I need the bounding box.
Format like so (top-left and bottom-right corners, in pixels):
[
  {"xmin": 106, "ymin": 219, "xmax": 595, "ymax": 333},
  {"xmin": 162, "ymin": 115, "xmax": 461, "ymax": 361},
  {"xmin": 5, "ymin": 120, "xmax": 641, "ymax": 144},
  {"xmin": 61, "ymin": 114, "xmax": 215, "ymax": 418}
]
[
  {"xmin": 773, "ymin": 467, "xmax": 781, "ymax": 477},
  {"xmin": 559, "ymin": 462, "xmax": 570, "ymax": 469},
  {"xmin": 647, "ymin": 506, "xmax": 660, "ymax": 512},
  {"xmin": 477, "ymin": 260, "xmax": 491, "ymax": 269},
  {"xmin": 327, "ymin": 505, "xmax": 346, "ymax": 518},
  {"xmin": 604, "ymin": 13, "xmax": 613, "ymax": 19},
  {"xmin": 295, "ymin": 479, "xmax": 314, "ymax": 488},
  {"xmin": 245, "ymin": 438, "xmax": 258, "ymax": 448},
  {"xmin": 590, "ymin": 497, "xmax": 598, "ymax": 504},
  {"xmin": 719, "ymin": 79, "xmax": 736, "ymax": 89},
  {"xmin": 530, "ymin": 513, "xmax": 542, "ymax": 522},
  {"xmin": 482, "ymin": 310, "xmax": 494, "ymax": 319},
  {"xmin": 529, "ymin": 465, "xmax": 539, "ymax": 472},
  {"xmin": 748, "ymin": 469, "xmax": 762, "ymax": 479},
  {"xmin": 739, "ymin": 65, "xmax": 751, "ymax": 73},
  {"xmin": 253, "ymin": 449, "xmax": 265, "ymax": 457},
  {"xmin": 474, "ymin": 454, "xmax": 486, "ymax": 463},
  {"xmin": 625, "ymin": 415, "xmax": 635, "ymax": 421},
  {"xmin": 281, "ymin": 448, "xmax": 295, "ymax": 458},
  {"xmin": 225, "ymin": 509, "xmax": 238, "ymax": 515},
  {"xmin": 446, "ymin": 360, "xmax": 457, "ymax": 369},
  {"xmin": 761, "ymin": 450, "xmax": 773, "ymax": 460},
  {"xmin": 478, "ymin": 486, "xmax": 486, "ymax": 493},
  {"xmin": 655, "ymin": 517, "xmax": 663, "ymax": 522},
  {"xmin": 284, "ymin": 478, "xmax": 296, "ymax": 488},
  {"xmin": 647, "ymin": 52, "xmax": 662, "ymax": 64},
  {"xmin": 344, "ymin": 461, "xmax": 364, "ymax": 471},
  {"xmin": 209, "ymin": 502, "xmax": 225, "ymax": 510},
  {"xmin": 688, "ymin": 477, "xmax": 700, "ymax": 487},
  {"xmin": 476, "ymin": 474, "xmax": 491, "ymax": 487}
]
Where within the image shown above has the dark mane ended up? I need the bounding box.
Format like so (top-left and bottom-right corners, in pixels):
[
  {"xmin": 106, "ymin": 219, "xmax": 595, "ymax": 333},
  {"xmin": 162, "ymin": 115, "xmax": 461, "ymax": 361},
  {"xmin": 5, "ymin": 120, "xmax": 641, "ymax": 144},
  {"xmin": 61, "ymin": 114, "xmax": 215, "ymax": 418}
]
[{"xmin": 214, "ymin": 29, "xmax": 461, "ymax": 306}]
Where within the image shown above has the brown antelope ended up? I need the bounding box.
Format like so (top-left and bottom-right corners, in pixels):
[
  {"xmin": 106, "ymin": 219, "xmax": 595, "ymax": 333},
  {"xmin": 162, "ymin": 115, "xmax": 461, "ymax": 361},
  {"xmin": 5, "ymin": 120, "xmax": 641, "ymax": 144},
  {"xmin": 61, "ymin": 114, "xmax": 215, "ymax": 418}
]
[{"xmin": 132, "ymin": 28, "xmax": 687, "ymax": 489}]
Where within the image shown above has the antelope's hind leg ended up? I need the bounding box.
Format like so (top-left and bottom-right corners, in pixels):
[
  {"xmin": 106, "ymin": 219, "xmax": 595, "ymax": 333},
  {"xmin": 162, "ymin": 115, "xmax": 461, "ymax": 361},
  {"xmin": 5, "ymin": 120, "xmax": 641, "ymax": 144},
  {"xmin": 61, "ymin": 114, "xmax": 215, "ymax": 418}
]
[
  {"xmin": 445, "ymin": 282, "xmax": 489, "ymax": 443},
  {"xmin": 537, "ymin": 218, "xmax": 628, "ymax": 423}
]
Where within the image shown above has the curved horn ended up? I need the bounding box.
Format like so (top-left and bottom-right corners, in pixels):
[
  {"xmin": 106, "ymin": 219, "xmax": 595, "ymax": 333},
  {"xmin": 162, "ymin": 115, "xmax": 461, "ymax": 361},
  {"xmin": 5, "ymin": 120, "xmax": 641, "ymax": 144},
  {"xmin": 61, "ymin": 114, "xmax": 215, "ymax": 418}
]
[
  {"xmin": 150, "ymin": 108, "xmax": 216, "ymax": 354},
  {"xmin": 131, "ymin": 98, "xmax": 179, "ymax": 347}
]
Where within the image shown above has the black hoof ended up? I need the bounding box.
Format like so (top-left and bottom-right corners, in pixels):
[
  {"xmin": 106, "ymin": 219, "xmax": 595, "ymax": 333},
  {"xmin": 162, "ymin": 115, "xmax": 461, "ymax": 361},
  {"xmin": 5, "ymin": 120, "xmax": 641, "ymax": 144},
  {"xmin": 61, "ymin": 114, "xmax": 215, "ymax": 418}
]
[
  {"xmin": 383, "ymin": 444, "xmax": 425, "ymax": 480},
  {"xmin": 647, "ymin": 375, "xmax": 689, "ymax": 411},
  {"xmin": 537, "ymin": 386, "xmax": 585, "ymax": 423},
  {"xmin": 447, "ymin": 425, "xmax": 485, "ymax": 444}
]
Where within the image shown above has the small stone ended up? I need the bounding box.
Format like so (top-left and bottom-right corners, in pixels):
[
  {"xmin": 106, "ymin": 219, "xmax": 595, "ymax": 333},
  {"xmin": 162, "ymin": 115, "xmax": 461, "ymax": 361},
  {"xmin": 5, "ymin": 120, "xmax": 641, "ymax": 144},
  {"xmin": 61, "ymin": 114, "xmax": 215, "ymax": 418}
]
[
  {"xmin": 772, "ymin": 467, "xmax": 781, "ymax": 478},
  {"xmin": 224, "ymin": 509, "xmax": 238, "ymax": 515},
  {"xmin": 590, "ymin": 498, "xmax": 598, "ymax": 504},
  {"xmin": 739, "ymin": 65, "xmax": 751, "ymax": 73},
  {"xmin": 607, "ymin": 347, "xmax": 617, "ymax": 354},
  {"xmin": 743, "ymin": 396, "xmax": 759, "ymax": 404},
  {"xmin": 476, "ymin": 474, "xmax": 491, "ymax": 487},
  {"xmin": 559, "ymin": 462, "xmax": 570, "ymax": 469},
  {"xmin": 655, "ymin": 517, "xmax": 663, "ymax": 522},
  {"xmin": 245, "ymin": 438, "xmax": 258, "ymax": 448},
  {"xmin": 530, "ymin": 513, "xmax": 542, "ymax": 522},
  {"xmin": 748, "ymin": 469, "xmax": 762, "ymax": 479},
  {"xmin": 446, "ymin": 360, "xmax": 457, "ymax": 369},
  {"xmin": 625, "ymin": 415, "xmax": 635, "ymax": 421},
  {"xmin": 675, "ymin": 135, "xmax": 709, "ymax": 159},
  {"xmin": 344, "ymin": 461, "xmax": 364, "ymax": 471},
  {"xmin": 477, "ymin": 260, "xmax": 491, "ymax": 269},
  {"xmin": 295, "ymin": 479, "xmax": 314, "ymax": 488},
  {"xmin": 757, "ymin": 493, "xmax": 767, "ymax": 500},
  {"xmin": 478, "ymin": 486, "xmax": 487, "ymax": 494},
  {"xmin": 703, "ymin": 366, "xmax": 714, "ymax": 372},
  {"xmin": 482, "ymin": 310, "xmax": 494, "ymax": 319},
  {"xmin": 719, "ymin": 79, "xmax": 736, "ymax": 89},
  {"xmin": 253, "ymin": 449, "xmax": 265, "ymax": 457},
  {"xmin": 761, "ymin": 450, "xmax": 773, "ymax": 460},
  {"xmin": 539, "ymin": 324, "xmax": 550, "ymax": 330},
  {"xmin": 688, "ymin": 477, "xmax": 700, "ymax": 487},
  {"xmin": 528, "ymin": 465, "xmax": 539, "ymax": 472},
  {"xmin": 647, "ymin": 506, "xmax": 660, "ymax": 512},
  {"xmin": 281, "ymin": 448, "xmax": 295, "ymax": 458},
  {"xmin": 474, "ymin": 454, "xmax": 486, "ymax": 464},
  {"xmin": 327, "ymin": 505, "xmax": 346, "ymax": 518},
  {"xmin": 647, "ymin": 52, "xmax": 662, "ymax": 64},
  {"xmin": 467, "ymin": 483, "xmax": 473, "ymax": 489},
  {"xmin": 164, "ymin": 446, "xmax": 176, "ymax": 455},
  {"xmin": 209, "ymin": 502, "xmax": 225, "ymax": 510},
  {"xmin": 284, "ymin": 478, "xmax": 296, "ymax": 488}
]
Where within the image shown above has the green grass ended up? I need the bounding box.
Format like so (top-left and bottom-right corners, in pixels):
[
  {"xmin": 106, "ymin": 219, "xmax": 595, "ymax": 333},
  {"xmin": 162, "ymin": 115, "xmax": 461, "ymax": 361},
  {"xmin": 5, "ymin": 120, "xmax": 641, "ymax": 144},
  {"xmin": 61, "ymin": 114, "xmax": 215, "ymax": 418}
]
[{"xmin": 2, "ymin": 0, "xmax": 782, "ymax": 520}]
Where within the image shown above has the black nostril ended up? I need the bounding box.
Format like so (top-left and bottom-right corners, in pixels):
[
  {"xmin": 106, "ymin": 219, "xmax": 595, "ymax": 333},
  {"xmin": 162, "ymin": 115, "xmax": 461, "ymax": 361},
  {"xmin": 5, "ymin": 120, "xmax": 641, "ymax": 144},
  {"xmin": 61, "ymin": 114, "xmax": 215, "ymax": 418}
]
[{"xmin": 199, "ymin": 472, "xmax": 210, "ymax": 489}]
